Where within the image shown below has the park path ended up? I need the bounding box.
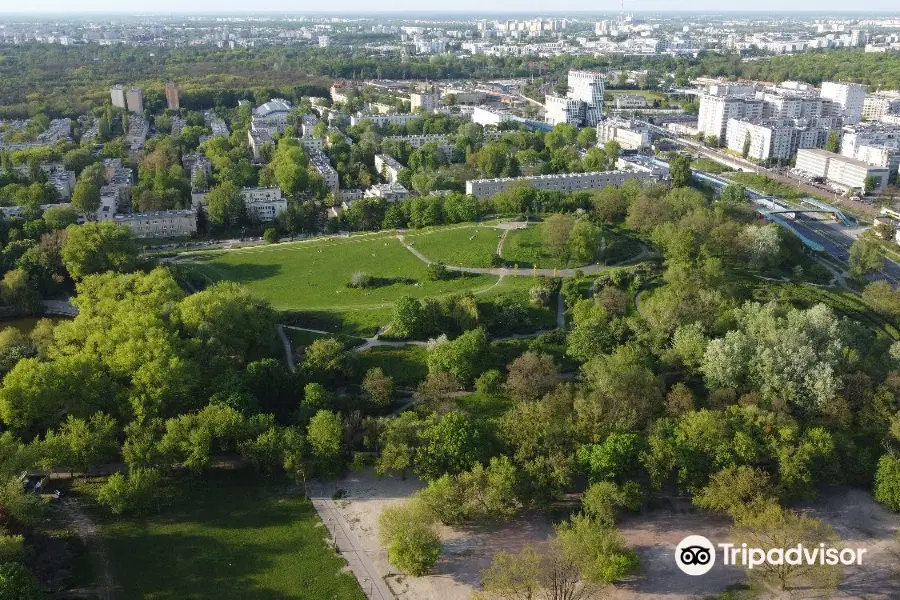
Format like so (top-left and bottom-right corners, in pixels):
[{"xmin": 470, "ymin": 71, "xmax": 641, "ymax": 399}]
[
  {"xmin": 395, "ymin": 233, "xmax": 650, "ymax": 278},
  {"xmin": 310, "ymin": 497, "xmax": 394, "ymax": 600},
  {"xmin": 59, "ymin": 498, "xmax": 118, "ymax": 600}
]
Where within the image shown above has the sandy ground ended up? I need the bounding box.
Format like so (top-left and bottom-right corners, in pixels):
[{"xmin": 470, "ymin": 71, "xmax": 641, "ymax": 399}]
[{"xmin": 309, "ymin": 472, "xmax": 900, "ymax": 600}]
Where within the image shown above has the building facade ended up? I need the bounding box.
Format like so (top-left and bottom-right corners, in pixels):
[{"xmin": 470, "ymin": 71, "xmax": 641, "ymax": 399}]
[
  {"xmin": 114, "ymin": 210, "xmax": 197, "ymax": 239},
  {"xmin": 165, "ymin": 83, "xmax": 180, "ymax": 110},
  {"xmin": 374, "ymin": 154, "xmax": 406, "ymax": 184},
  {"xmin": 240, "ymin": 187, "xmax": 287, "ymax": 221},
  {"xmin": 596, "ymin": 119, "xmax": 651, "ymax": 150},
  {"xmin": 820, "ymin": 81, "xmax": 866, "ymax": 125},
  {"xmin": 465, "ymin": 169, "xmax": 657, "ymax": 198},
  {"xmin": 125, "ymin": 88, "xmax": 144, "ymax": 115},
  {"xmin": 110, "ymin": 85, "xmax": 126, "ymax": 109},
  {"xmin": 796, "ymin": 148, "xmax": 888, "ymax": 192}
]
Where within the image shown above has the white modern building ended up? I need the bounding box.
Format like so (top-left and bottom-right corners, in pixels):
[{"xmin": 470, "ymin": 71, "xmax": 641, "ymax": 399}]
[
  {"xmin": 240, "ymin": 187, "xmax": 287, "ymax": 221},
  {"xmin": 350, "ymin": 113, "xmax": 421, "ymax": 128},
  {"xmin": 795, "ymin": 148, "xmax": 889, "ymax": 192},
  {"xmin": 113, "ymin": 210, "xmax": 197, "ymax": 238},
  {"xmin": 863, "ymin": 92, "xmax": 900, "ymax": 122},
  {"xmin": 725, "ymin": 118, "xmax": 834, "ymax": 162},
  {"xmin": 544, "ymin": 70, "xmax": 605, "ymax": 127},
  {"xmin": 820, "ymin": 81, "xmax": 866, "ymax": 125},
  {"xmin": 613, "ymin": 94, "xmax": 650, "ymax": 109},
  {"xmin": 465, "ymin": 169, "xmax": 658, "ymax": 198},
  {"xmin": 252, "ymin": 98, "xmax": 293, "ymax": 134},
  {"xmin": 698, "ymin": 94, "xmax": 763, "ymax": 142}
]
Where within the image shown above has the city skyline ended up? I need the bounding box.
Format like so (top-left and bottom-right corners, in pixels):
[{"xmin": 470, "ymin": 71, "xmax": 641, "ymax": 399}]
[{"xmin": 4, "ymin": 2, "xmax": 900, "ymax": 15}]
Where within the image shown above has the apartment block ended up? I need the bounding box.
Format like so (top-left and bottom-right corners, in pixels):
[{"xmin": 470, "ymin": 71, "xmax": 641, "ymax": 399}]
[
  {"xmin": 349, "ymin": 113, "xmax": 421, "ymax": 128},
  {"xmin": 544, "ymin": 70, "xmax": 605, "ymax": 127},
  {"xmin": 375, "ymin": 154, "xmax": 406, "ymax": 184},
  {"xmin": 165, "ymin": 82, "xmax": 180, "ymax": 110},
  {"xmin": 113, "ymin": 209, "xmax": 197, "ymax": 239},
  {"xmin": 596, "ymin": 118, "xmax": 651, "ymax": 150},
  {"xmin": 465, "ymin": 169, "xmax": 657, "ymax": 198},
  {"xmin": 796, "ymin": 148, "xmax": 888, "ymax": 192},
  {"xmin": 125, "ymin": 88, "xmax": 144, "ymax": 115},
  {"xmin": 110, "ymin": 85, "xmax": 126, "ymax": 109},
  {"xmin": 820, "ymin": 81, "xmax": 866, "ymax": 125},
  {"xmin": 240, "ymin": 187, "xmax": 287, "ymax": 222},
  {"xmin": 309, "ymin": 150, "xmax": 340, "ymax": 190},
  {"xmin": 364, "ymin": 183, "xmax": 409, "ymax": 202},
  {"xmin": 410, "ymin": 92, "xmax": 442, "ymax": 112}
]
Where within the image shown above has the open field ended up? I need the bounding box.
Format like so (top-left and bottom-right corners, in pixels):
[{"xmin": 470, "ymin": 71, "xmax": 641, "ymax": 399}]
[
  {"xmin": 403, "ymin": 224, "xmax": 502, "ymax": 268},
  {"xmin": 357, "ymin": 345, "xmax": 429, "ymax": 387},
  {"xmin": 75, "ymin": 471, "xmax": 364, "ymax": 600},
  {"xmin": 691, "ymin": 157, "xmax": 734, "ymax": 174},
  {"xmin": 182, "ymin": 232, "xmax": 500, "ymax": 309},
  {"xmin": 501, "ymin": 223, "xmax": 576, "ymax": 269}
]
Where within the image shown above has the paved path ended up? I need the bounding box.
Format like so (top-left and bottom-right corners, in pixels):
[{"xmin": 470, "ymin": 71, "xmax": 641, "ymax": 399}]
[
  {"xmin": 310, "ymin": 498, "xmax": 394, "ymax": 600},
  {"xmin": 396, "ymin": 233, "xmax": 650, "ymax": 278},
  {"xmin": 277, "ymin": 325, "xmax": 296, "ymax": 372},
  {"xmin": 60, "ymin": 499, "xmax": 117, "ymax": 600}
]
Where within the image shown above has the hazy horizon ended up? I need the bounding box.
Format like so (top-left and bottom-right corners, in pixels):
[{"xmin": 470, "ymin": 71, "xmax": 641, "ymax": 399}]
[{"xmin": 2, "ymin": 2, "xmax": 900, "ymax": 16}]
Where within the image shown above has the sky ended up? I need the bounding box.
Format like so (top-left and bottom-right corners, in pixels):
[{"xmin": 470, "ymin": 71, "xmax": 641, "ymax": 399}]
[{"xmin": 1, "ymin": 1, "xmax": 899, "ymax": 14}]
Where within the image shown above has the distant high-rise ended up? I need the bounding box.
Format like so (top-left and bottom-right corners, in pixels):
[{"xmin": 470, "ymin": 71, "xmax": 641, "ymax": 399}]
[
  {"xmin": 125, "ymin": 88, "xmax": 144, "ymax": 115},
  {"xmin": 820, "ymin": 81, "xmax": 866, "ymax": 125},
  {"xmin": 110, "ymin": 85, "xmax": 126, "ymax": 109},
  {"xmin": 568, "ymin": 70, "xmax": 605, "ymax": 126},
  {"xmin": 165, "ymin": 83, "xmax": 180, "ymax": 110}
]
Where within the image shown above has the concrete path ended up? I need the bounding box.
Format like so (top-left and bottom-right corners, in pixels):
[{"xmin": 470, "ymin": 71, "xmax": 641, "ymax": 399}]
[
  {"xmin": 310, "ymin": 497, "xmax": 394, "ymax": 600},
  {"xmin": 276, "ymin": 325, "xmax": 296, "ymax": 373},
  {"xmin": 60, "ymin": 498, "xmax": 118, "ymax": 600},
  {"xmin": 396, "ymin": 233, "xmax": 650, "ymax": 278}
]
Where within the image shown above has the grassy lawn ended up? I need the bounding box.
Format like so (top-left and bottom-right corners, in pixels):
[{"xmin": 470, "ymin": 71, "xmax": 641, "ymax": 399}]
[
  {"xmin": 75, "ymin": 470, "xmax": 364, "ymax": 600},
  {"xmin": 357, "ymin": 345, "xmax": 429, "ymax": 387},
  {"xmin": 183, "ymin": 232, "xmax": 500, "ymax": 312},
  {"xmin": 691, "ymin": 157, "xmax": 734, "ymax": 174},
  {"xmin": 284, "ymin": 327, "xmax": 366, "ymax": 349},
  {"xmin": 502, "ymin": 223, "xmax": 640, "ymax": 269},
  {"xmin": 502, "ymin": 224, "xmax": 574, "ymax": 269},
  {"xmin": 403, "ymin": 224, "xmax": 502, "ymax": 268},
  {"xmin": 725, "ymin": 172, "xmax": 802, "ymax": 200}
]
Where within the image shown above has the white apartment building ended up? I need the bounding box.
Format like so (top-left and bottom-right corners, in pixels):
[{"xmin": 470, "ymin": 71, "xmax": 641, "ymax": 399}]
[
  {"xmin": 863, "ymin": 93, "xmax": 900, "ymax": 121},
  {"xmin": 240, "ymin": 187, "xmax": 287, "ymax": 222},
  {"xmin": 125, "ymin": 88, "xmax": 143, "ymax": 115},
  {"xmin": 795, "ymin": 148, "xmax": 889, "ymax": 192},
  {"xmin": 698, "ymin": 95, "xmax": 763, "ymax": 141},
  {"xmin": 374, "ymin": 154, "xmax": 406, "ymax": 184},
  {"xmin": 820, "ymin": 81, "xmax": 866, "ymax": 125},
  {"xmin": 613, "ymin": 94, "xmax": 649, "ymax": 109},
  {"xmin": 297, "ymin": 136, "xmax": 325, "ymax": 153},
  {"xmin": 725, "ymin": 118, "xmax": 832, "ymax": 162},
  {"xmin": 248, "ymin": 129, "xmax": 274, "ymax": 160},
  {"xmin": 350, "ymin": 113, "xmax": 421, "ymax": 128},
  {"xmin": 364, "ymin": 183, "xmax": 409, "ymax": 202},
  {"xmin": 113, "ymin": 210, "xmax": 197, "ymax": 239},
  {"xmin": 465, "ymin": 169, "xmax": 657, "ymax": 198},
  {"xmin": 410, "ymin": 92, "xmax": 442, "ymax": 112},
  {"xmin": 252, "ymin": 98, "xmax": 292, "ymax": 134},
  {"xmin": 382, "ymin": 134, "xmax": 457, "ymax": 158},
  {"xmin": 472, "ymin": 106, "xmax": 516, "ymax": 127},
  {"xmin": 544, "ymin": 70, "xmax": 605, "ymax": 127},
  {"xmin": 596, "ymin": 119, "xmax": 651, "ymax": 150},
  {"xmin": 545, "ymin": 95, "xmax": 585, "ymax": 127},
  {"xmin": 110, "ymin": 85, "xmax": 126, "ymax": 109},
  {"xmin": 309, "ymin": 150, "xmax": 340, "ymax": 190},
  {"xmin": 568, "ymin": 70, "xmax": 605, "ymax": 126}
]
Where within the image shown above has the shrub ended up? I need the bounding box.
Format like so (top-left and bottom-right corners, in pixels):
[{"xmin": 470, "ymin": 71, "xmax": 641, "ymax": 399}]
[
  {"xmin": 378, "ymin": 501, "xmax": 442, "ymax": 576},
  {"xmin": 263, "ymin": 227, "xmax": 279, "ymax": 244},
  {"xmin": 348, "ymin": 271, "xmax": 373, "ymax": 289},
  {"xmin": 96, "ymin": 468, "xmax": 162, "ymax": 515},
  {"xmin": 426, "ymin": 262, "xmax": 451, "ymax": 281},
  {"xmin": 475, "ymin": 369, "xmax": 504, "ymax": 395},
  {"xmin": 875, "ymin": 455, "xmax": 900, "ymax": 512}
]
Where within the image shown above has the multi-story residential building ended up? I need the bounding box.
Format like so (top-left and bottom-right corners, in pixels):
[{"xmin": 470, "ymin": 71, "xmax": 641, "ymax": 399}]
[
  {"xmin": 251, "ymin": 98, "xmax": 292, "ymax": 134},
  {"xmin": 125, "ymin": 88, "xmax": 144, "ymax": 115},
  {"xmin": 206, "ymin": 112, "xmax": 229, "ymax": 139},
  {"xmin": 240, "ymin": 187, "xmax": 287, "ymax": 222},
  {"xmin": 465, "ymin": 169, "xmax": 657, "ymax": 198},
  {"xmin": 410, "ymin": 92, "xmax": 442, "ymax": 112},
  {"xmin": 364, "ymin": 183, "xmax": 409, "ymax": 202},
  {"xmin": 863, "ymin": 92, "xmax": 900, "ymax": 122},
  {"xmin": 472, "ymin": 106, "xmax": 517, "ymax": 127},
  {"xmin": 545, "ymin": 70, "xmax": 605, "ymax": 127},
  {"xmin": 568, "ymin": 70, "xmax": 605, "ymax": 126},
  {"xmin": 330, "ymin": 81, "xmax": 357, "ymax": 104},
  {"xmin": 110, "ymin": 85, "xmax": 126, "ymax": 109},
  {"xmin": 697, "ymin": 94, "xmax": 763, "ymax": 141},
  {"xmin": 796, "ymin": 148, "xmax": 889, "ymax": 192},
  {"xmin": 545, "ymin": 95, "xmax": 584, "ymax": 126},
  {"xmin": 725, "ymin": 118, "xmax": 834, "ymax": 162},
  {"xmin": 820, "ymin": 81, "xmax": 866, "ymax": 125},
  {"xmin": 113, "ymin": 210, "xmax": 197, "ymax": 239},
  {"xmin": 248, "ymin": 129, "xmax": 274, "ymax": 160},
  {"xmin": 349, "ymin": 113, "xmax": 421, "ymax": 128},
  {"xmin": 297, "ymin": 136, "xmax": 325, "ymax": 153},
  {"xmin": 165, "ymin": 82, "xmax": 179, "ymax": 110},
  {"xmin": 374, "ymin": 154, "xmax": 406, "ymax": 184},
  {"xmin": 309, "ymin": 150, "xmax": 340, "ymax": 190},
  {"xmin": 613, "ymin": 94, "xmax": 649, "ymax": 109},
  {"xmin": 596, "ymin": 118, "xmax": 651, "ymax": 150}
]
